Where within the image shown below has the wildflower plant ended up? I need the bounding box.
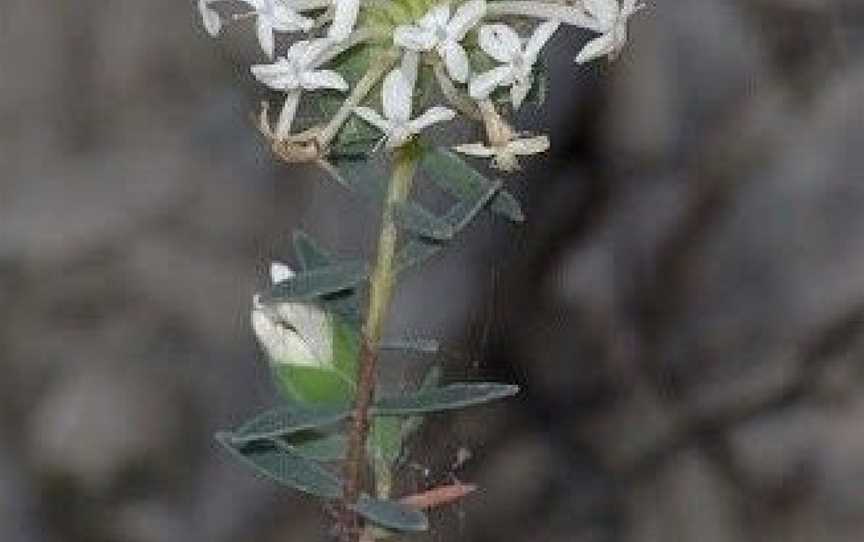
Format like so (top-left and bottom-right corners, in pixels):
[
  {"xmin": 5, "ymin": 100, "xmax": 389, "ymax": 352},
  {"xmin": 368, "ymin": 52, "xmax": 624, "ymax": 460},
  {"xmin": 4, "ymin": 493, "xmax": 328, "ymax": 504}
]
[{"xmin": 197, "ymin": 0, "xmax": 641, "ymax": 539}]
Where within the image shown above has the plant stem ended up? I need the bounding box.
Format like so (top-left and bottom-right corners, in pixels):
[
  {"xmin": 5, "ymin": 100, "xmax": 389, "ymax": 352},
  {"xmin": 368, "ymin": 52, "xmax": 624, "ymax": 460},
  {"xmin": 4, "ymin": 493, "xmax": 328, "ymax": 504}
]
[{"xmin": 339, "ymin": 142, "xmax": 422, "ymax": 541}]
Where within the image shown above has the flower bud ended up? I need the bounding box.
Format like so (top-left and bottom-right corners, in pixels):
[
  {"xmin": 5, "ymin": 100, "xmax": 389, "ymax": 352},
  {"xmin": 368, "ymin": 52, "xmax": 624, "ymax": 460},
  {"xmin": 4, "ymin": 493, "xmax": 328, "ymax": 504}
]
[{"xmin": 251, "ymin": 262, "xmax": 358, "ymax": 405}]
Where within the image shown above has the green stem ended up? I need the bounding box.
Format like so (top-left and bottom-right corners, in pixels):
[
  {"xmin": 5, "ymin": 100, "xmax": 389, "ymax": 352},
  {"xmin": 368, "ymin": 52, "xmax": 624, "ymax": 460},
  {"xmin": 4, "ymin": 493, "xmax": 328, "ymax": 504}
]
[{"xmin": 339, "ymin": 141, "xmax": 422, "ymax": 541}]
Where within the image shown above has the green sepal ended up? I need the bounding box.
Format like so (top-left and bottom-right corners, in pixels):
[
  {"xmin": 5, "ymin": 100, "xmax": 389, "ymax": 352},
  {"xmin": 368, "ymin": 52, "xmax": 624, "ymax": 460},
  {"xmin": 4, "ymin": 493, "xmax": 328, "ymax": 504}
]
[{"xmin": 272, "ymin": 316, "xmax": 360, "ymax": 407}]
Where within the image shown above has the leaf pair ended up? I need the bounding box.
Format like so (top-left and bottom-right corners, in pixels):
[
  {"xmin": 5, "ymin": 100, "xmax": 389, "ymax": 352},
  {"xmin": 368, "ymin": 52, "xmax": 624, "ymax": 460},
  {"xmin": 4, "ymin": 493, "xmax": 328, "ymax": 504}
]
[{"xmin": 217, "ymin": 382, "xmax": 519, "ymax": 531}]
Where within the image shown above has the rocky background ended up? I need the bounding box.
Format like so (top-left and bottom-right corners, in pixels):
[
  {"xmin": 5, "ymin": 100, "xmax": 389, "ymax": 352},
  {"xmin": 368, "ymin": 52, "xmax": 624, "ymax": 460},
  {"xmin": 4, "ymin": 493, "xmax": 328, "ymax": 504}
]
[{"xmin": 2, "ymin": 1, "xmax": 864, "ymax": 541}]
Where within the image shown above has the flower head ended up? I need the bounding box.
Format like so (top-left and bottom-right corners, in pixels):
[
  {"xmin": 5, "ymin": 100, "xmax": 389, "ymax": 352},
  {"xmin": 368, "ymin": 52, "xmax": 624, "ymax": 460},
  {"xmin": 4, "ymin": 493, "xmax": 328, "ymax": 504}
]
[
  {"xmin": 575, "ymin": 0, "xmax": 643, "ymax": 63},
  {"xmin": 252, "ymin": 38, "xmax": 348, "ymax": 138},
  {"xmin": 251, "ymin": 262, "xmax": 334, "ymax": 369},
  {"xmin": 240, "ymin": 0, "xmax": 315, "ymax": 58},
  {"xmin": 393, "ymin": 0, "xmax": 486, "ymax": 84},
  {"xmin": 469, "ymin": 21, "xmax": 559, "ymax": 109},
  {"xmin": 354, "ymin": 53, "xmax": 456, "ymax": 148}
]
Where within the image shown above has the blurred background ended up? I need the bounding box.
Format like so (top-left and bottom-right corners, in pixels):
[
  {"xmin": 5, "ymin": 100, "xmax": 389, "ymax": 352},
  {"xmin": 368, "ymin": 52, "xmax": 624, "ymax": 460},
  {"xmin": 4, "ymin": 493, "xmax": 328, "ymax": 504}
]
[{"xmin": 2, "ymin": 0, "xmax": 864, "ymax": 541}]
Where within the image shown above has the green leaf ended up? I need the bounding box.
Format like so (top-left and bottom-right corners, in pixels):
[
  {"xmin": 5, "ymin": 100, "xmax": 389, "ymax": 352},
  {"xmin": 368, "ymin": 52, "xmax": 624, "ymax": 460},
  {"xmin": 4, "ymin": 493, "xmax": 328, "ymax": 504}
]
[
  {"xmin": 373, "ymin": 383, "xmax": 520, "ymax": 416},
  {"xmin": 229, "ymin": 403, "xmax": 349, "ymax": 445},
  {"xmin": 332, "ymin": 157, "xmax": 387, "ymax": 202},
  {"xmin": 394, "ymin": 201, "xmax": 455, "ymax": 241},
  {"xmin": 380, "ymin": 337, "xmax": 440, "ymax": 354},
  {"xmin": 394, "ymin": 176, "xmax": 504, "ymax": 274},
  {"xmin": 292, "ymin": 231, "xmax": 363, "ymax": 324},
  {"xmin": 293, "ymin": 230, "xmax": 335, "ymax": 271},
  {"xmin": 215, "ymin": 433, "xmax": 343, "ymax": 499},
  {"xmin": 422, "ymin": 148, "xmax": 525, "ymax": 223},
  {"xmin": 261, "ymin": 260, "xmax": 368, "ymax": 303},
  {"xmin": 286, "ymin": 432, "xmax": 347, "ymax": 462},
  {"xmin": 400, "ymin": 365, "xmax": 443, "ymax": 440},
  {"xmin": 354, "ymin": 495, "xmax": 429, "ymax": 532},
  {"xmin": 370, "ymin": 415, "xmax": 404, "ymax": 470},
  {"xmin": 394, "ymin": 237, "xmax": 442, "ymax": 274}
]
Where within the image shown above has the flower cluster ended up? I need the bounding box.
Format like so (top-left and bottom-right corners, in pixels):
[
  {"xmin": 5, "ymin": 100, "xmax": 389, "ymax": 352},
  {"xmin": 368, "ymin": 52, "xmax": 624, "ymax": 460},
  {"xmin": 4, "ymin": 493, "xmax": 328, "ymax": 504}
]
[{"xmin": 197, "ymin": 0, "xmax": 642, "ymax": 170}]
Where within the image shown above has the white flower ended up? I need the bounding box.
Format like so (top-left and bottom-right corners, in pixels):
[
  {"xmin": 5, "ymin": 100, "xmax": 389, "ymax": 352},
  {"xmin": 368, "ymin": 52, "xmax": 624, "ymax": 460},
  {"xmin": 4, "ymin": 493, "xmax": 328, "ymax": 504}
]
[
  {"xmin": 240, "ymin": 0, "xmax": 315, "ymax": 58},
  {"xmin": 328, "ymin": 0, "xmax": 361, "ymax": 41},
  {"xmin": 353, "ymin": 53, "xmax": 456, "ymax": 148},
  {"xmin": 575, "ymin": 0, "xmax": 643, "ymax": 64},
  {"xmin": 469, "ymin": 21, "xmax": 559, "ymax": 109},
  {"xmin": 454, "ymin": 135, "xmax": 549, "ymax": 172},
  {"xmin": 252, "ymin": 38, "xmax": 348, "ymax": 139},
  {"xmin": 251, "ymin": 262, "xmax": 334, "ymax": 369},
  {"xmin": 393, "ymin": 0, "xmax": 486, "ymax": 84},
  {"xmin": 198, "ymin": 0, "xmax": 222, "ymax": 36}
]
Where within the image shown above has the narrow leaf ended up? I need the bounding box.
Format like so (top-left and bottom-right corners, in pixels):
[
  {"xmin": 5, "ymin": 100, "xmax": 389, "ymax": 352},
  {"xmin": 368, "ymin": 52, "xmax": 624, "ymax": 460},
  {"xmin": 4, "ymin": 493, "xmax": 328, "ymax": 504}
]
[
  {"xmin": 380, "ymin": 338, "xmax": 440, "ymax": 354},
  {"xmin": 230, "ymin": 403, "xmax": 349, "ymax": 445},
  {"xmin": 286, "ymin": 433, "xmax": 347, "ymax": 462},
  {"xmin": 354, "ymin": 495, "xmax": 429, "ymax": 532},
  {"xmin": 394, "ymin": 238, "xmax": 442, "ymax": 275},
  {"xmin": 393, "ymin": 201, "xmax": 454, "ymax": 241},
  {"xmin": 373, "ymin": 383, "xmax": 519, "ymax": 416},
  {"xmin": 422, "ymin": 148, "xmax": 525, "ymax": 223},
  {"xmin": 333, "ymin": 157, "xmax": 386, "ymax": 202},
  {"xmin": 293, "ymin": 230, "xmax": 334, "ymax": 270},
  {"xmin": 394, "ymin": 179, "xmax": 503, "ymax": 274},
  {"xmin": 261, "ymin": 261, "xmax": 368, "ymax": 302},
  {"xmin": 215, "ymin": 433, "xmax": 343, "ymax": 499}
]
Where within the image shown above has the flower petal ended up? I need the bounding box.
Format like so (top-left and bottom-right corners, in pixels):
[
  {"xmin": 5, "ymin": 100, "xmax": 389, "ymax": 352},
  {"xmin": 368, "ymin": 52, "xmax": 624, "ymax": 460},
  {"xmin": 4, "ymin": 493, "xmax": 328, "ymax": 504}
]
[
  {"xmin": 468, "ymin": 65, "xmax": 513, "ymax": 99},
  {"xmin": 271, "ymin": 262, "xmax": 296, "ymax": 284},
  {"xmin": 273, "ymin": 301, "xmax": 333, "ymax": 368},
  {"xmin": 382, "ymin": 67, "xmax": 413, "ymax": 123},
  {"xmin": 198, "ymin": 0, "xmax": 222, "ymax": 36},
  {"xmin": 329, "ymin": 0, "xmax": 360, "ymax": 41},
  {"xmin": 408, "ymin": 106, "xmax": 456, "ymax": 133},
  {"xmin": 422, "ymin": 4, "xmax": 450, "ymax": 29},
  {"xmin": 447, "ymin": 0, "xmax": 485, "ymax": 41},
  {"xmin": 509, "ymin": 135, "xmax": 550, "ymax": 156},
  {"xmin": 300, "ymin": 69, "xmax": 348, "ymax": 91},
  {"xmin": 298, "ymin": 38, "xmax": 334, "ymax": 68},
  {"xmin": 353, "ymin": 107, "xmax": 391, "ymax": 133},
  {"xmin": 275, "ymin": 90, "xmax": 302, "ymax": 139},
  {"xmin": 251, "ymin": 59, "xmax": 295, "ymax": 89},
  {"xmin": 575, "ymin": 31, "xmax": 616, "ymax": 64},
  {"xmin": 257, "ymin": 19, "xmax": 276, "ymax": 58},
  {"xmin": 453, "ymin": 142, "xmax": 496, "ymax": 157},
  {"xmin": 400, "ymin": 50, "xmax": 420, "ymax": 89},
  {"xmin": 525, "ymin": 20, "xmax": 560, "ymax": 62},
  {"xmin": 440, "ymin": 41, "xmax": 471, "ymax": 84},
  {"xmin": 510, "ymin": 75, "xmax": 532, "ymax": 109},
  {"xmin": 251, "ymin": 308, "xmax": 321, "ymax": 368},
  {"xmin": 272, "ymin": 3, "xmax": 315, "ymax": 32},
  {"xmin": 584, "ymin": 0, "xmax": 618, "ymax": 28},
  {"xmin": 478, "ymin": 23, "xmax": 522, "ymax": 63},
  {"xmin": 394, "ymin": 25, "xmax": 437, "ymax": 51}
]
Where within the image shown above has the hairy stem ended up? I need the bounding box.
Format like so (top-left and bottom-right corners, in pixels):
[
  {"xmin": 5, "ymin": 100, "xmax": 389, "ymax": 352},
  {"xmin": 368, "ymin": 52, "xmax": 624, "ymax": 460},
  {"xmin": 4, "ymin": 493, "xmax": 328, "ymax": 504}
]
[{"xmin": 339, "ymin": 142, "xmax": 422, "ymax": 541}]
